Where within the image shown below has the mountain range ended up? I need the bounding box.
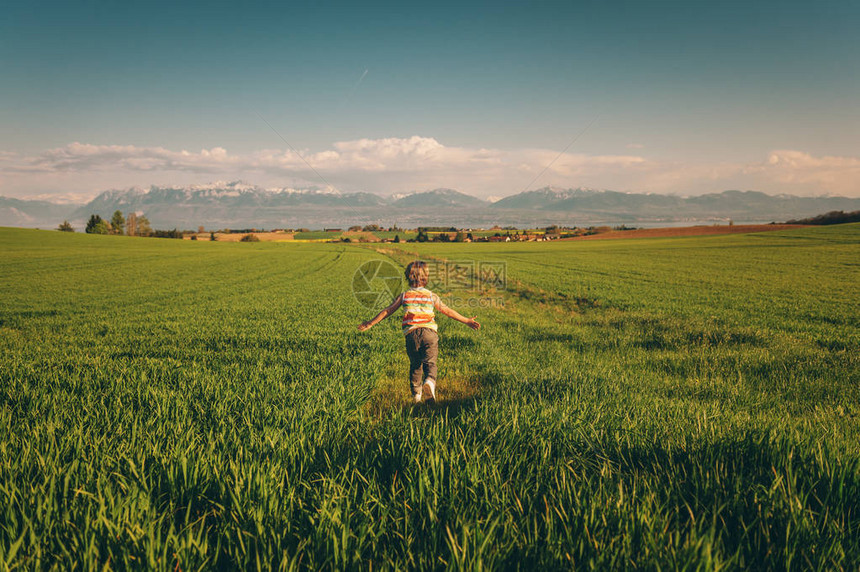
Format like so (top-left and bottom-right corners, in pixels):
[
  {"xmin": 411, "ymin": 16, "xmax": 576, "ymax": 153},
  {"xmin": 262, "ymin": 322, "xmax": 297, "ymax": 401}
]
[
  {"xmin": 2, "ymin": 182, "xmax": 859, "ymax": 230},
  {"xmin": 0, "ymin": 196, "xmax": 78, "ymax": 228}
]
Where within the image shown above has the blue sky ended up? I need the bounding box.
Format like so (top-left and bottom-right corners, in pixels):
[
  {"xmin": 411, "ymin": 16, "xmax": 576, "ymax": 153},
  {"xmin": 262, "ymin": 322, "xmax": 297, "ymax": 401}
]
[{"xmin": 1, "ymin": 0, "xmax": 858, "ymax": 200}]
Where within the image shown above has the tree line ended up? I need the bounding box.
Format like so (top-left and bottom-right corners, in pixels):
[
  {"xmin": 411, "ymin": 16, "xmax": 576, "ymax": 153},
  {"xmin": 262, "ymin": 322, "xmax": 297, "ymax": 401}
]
[
  {"xmin": 785, "ymin": 210, "xmax": 860, "ymax": 225},
  {"xmin": 57, "ymin": 210, "xmax": 172, "ymax": 237}
]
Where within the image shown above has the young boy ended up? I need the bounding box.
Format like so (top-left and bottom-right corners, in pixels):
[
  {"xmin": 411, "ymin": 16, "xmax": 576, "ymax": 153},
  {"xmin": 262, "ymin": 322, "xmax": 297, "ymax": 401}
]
[{"xmin": 358, "ymin": 261, "xmax": 480, "ymax": 404}]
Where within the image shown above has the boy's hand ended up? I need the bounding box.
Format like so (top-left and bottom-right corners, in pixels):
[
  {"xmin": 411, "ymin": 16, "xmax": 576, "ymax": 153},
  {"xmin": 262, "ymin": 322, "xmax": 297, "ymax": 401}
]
[
  {"xmin": 357, "ymin": 321, "xmax": 372, "ymax": 332},
  {"xmin": 466, "ymin": 316, "xmax": 480, "ymax": 330}
]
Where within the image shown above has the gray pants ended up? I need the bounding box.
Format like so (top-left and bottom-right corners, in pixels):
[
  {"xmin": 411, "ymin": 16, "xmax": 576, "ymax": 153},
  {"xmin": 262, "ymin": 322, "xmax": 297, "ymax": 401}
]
[{"xmin": 405, "ymin": 328, "xmax": 438, "ymax": 395}]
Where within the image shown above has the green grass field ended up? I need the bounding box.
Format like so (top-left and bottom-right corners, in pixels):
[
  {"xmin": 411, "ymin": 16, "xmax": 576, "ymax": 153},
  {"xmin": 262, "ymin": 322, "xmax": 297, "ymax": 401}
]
[
  {"xmin": 1, "ymin": 225, "xmax": 858, "ymax": 569},
  {"xmin": 292, "ymin": 230, "xmax": 344, "ymax": 240}
]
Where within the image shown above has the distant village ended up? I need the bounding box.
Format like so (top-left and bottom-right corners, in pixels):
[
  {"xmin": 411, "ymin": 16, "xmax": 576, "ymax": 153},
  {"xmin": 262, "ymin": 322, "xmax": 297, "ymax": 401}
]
[
  {"xmin": 322, "ymin": 225, "xmax": 580, "ymax": 243},
  {"xmin": 66, "ymin": 210, "xmax": 639, "ymax": 242},
  {"xmin": 182, "ymin": 224, "xmax": 632, "ymax": 243}
]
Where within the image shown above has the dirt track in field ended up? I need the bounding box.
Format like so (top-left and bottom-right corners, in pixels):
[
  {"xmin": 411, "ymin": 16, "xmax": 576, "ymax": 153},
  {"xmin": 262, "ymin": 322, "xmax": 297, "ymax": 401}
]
[
  {"xmin": 188, "ymin": 231, "xmax": 295, "ymax": 242},
  {"xmin": 562, "ymin": 224, "xmax": 808, "ymax": 241}
]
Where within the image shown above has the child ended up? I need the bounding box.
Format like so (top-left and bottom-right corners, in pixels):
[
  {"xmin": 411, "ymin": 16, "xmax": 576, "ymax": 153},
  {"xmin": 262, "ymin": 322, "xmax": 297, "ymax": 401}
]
[{"xmin": 358, "ymin": 261, "xmax": 480, "ymax": 404}]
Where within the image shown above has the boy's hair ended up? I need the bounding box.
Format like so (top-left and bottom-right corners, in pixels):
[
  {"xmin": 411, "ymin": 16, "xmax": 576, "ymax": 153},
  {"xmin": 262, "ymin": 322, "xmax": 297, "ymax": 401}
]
[{"xmin": 405, "ymin": 261, "xmax": 429, "ymax": 288}]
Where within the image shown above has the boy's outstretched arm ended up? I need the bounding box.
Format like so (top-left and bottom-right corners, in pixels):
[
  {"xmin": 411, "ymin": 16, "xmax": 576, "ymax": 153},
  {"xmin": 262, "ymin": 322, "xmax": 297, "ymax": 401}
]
[
  {"xmin": 434, "ymin": 295, "xmax": 480, "ymax": 330},
  {"xmin": 358, "ymin": 294, "xmax": 403, "ymax": 331}
]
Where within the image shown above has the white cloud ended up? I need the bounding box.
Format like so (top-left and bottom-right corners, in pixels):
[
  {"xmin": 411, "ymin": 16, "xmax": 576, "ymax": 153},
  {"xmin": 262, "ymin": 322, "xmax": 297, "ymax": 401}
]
[
  {"xmin": 752, "ymin": 150, "xmax": 860, "ymax": 194},
  {"xmin": 1, "ymin": 139, "xmax": 858, "ymax": 199},
  {"xmin": 9, "ymin": 142, "xmax": 242, "ymax": 173}
]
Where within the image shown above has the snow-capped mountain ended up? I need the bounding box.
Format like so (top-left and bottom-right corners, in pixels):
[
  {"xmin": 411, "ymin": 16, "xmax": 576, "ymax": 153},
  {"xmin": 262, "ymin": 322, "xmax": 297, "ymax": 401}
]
[
  {"xmin": 4, "ymin": 182, "xmax": 859, "ymax": 229},
  {"xmin": 69, "ymin": 181, "xmax": 387, "ymax": 224}
]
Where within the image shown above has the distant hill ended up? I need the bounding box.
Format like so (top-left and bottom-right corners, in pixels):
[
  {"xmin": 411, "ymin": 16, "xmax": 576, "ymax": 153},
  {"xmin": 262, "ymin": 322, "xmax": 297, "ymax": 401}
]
[
  {"xmin": 491, "ymin": 187, "xmax": 860, "ymax": 220},
  {"xmin": 392, "ymin": 188, "xmax": 488, "ymax": 208},
  {"xmin": 0, "ymin": 196, "xmax": 75, "ymax": 228},
  {"xmin": 490, "ymin": 187, "xmax": 599, "ymax": 209},
  {"xmin": 4, "ymin": 182, "xmax": 860, "ymax": 229},
  {"xmin": 550, "ymin": 190, "xmax": 681, "ymax": 215}
]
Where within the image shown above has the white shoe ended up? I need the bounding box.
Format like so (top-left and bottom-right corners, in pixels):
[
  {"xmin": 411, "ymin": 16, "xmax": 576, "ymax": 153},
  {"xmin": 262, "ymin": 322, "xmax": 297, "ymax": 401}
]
[
  {"xmin": 422, "ymin": 378, "xmax": 436, "ymax": 403},
  {"xmin": 413, "ymin": 393, "xmax": 422, "ymax": 403}
]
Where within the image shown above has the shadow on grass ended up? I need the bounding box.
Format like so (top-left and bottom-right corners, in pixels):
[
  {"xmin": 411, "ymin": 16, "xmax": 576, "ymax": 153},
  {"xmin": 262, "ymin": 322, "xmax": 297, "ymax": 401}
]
[
  {"xmin": 365, "ymin": 375, "xmax": 484, "ymax": 421},
  {"xmin": 405, "ymin": 394, "xmax": 481, "ymax": 420}
]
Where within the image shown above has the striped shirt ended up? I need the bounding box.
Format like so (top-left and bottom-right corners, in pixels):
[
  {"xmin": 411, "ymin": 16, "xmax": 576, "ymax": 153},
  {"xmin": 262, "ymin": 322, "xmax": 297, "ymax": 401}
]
[{"xmin": 401, "ymin": 287, "xmax": 438, "ymax": 334}]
